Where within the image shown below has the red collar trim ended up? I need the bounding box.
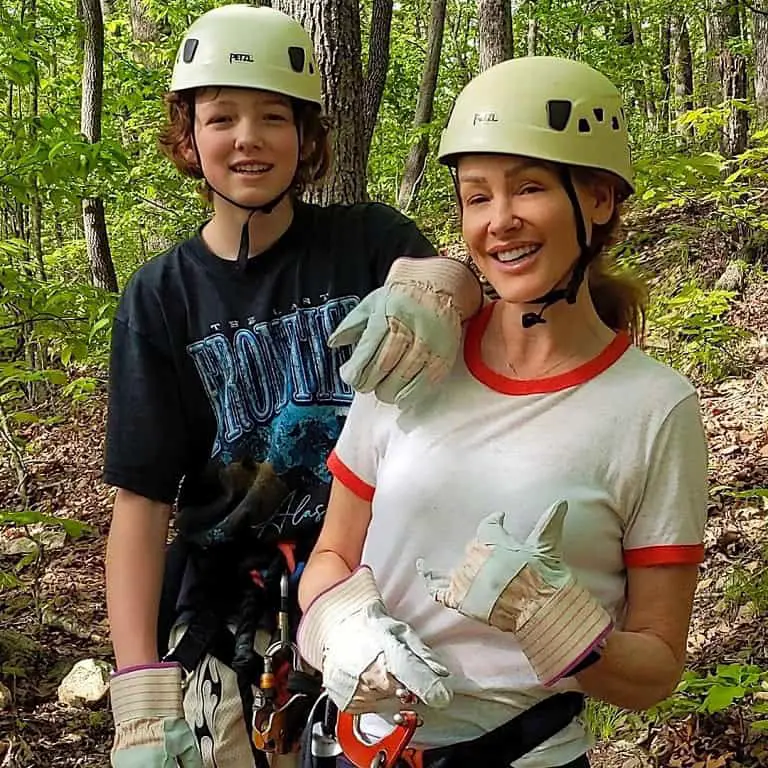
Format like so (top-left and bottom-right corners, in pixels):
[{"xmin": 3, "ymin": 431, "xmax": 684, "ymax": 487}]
[{"xmin": 464, "ymin": 302, "xmax": 631, "ymax": 395}]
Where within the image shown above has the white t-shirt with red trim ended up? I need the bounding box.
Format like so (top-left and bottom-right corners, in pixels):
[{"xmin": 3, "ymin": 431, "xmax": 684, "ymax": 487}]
[{"xmin": 327, "ymin": 304, "xmax": 708, "ymax": 767}]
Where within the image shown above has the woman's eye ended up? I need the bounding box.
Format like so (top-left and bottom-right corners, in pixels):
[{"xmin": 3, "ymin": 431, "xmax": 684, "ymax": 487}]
[
  {"xmin": 207, "ymin": 115, "xmax": 231, "ymax": 125},
  {"xmin": 519, "ymin": 184, "xmax": 542, "ymax": 194},
  {"xmin": 465, "ymin": 195, "xmax": 488, "ymax": 206}
]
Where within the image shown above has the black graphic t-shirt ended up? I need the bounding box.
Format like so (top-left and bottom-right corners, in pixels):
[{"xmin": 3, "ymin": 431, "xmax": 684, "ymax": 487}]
[{"xmin": 104, "ymin": 201, "xmax": 435, "ymax": 554}]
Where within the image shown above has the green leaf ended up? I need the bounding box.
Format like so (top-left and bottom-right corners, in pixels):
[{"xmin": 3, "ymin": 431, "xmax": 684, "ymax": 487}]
[
  {"xmin": 0, "ymin": 571, "xmax": 23, "ymax": 589},
  {"xmin": 10, "ymin": 412, "xmax": 40, "ymax": 424},
  {"xmin": 42, "ymin": 369, "xmax": 68, "ymax": 386},
  {"xmin": 703, "ymin": 684, "xmax": 745, "ymax": 713}
]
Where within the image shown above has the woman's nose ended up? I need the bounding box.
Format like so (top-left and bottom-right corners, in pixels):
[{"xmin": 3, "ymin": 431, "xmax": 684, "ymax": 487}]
[{"xmin": 488, "ymin": 200, "xmax": 523, "ymax": 238}]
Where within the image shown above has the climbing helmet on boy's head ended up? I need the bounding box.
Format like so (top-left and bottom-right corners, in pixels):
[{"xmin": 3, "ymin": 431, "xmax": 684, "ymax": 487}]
[{"xmin": 170, "ymin": 4, "xmax": 322, "ymax": 107}]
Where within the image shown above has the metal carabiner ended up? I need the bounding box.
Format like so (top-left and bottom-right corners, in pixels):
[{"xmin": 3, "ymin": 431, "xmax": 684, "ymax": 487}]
[{"xmin": 336, "ymin": 710, "xmax": 422, "ymax": 768}]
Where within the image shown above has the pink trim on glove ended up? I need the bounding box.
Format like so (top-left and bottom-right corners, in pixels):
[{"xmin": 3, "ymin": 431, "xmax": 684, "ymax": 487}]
[
  {"xmin": 553, "ymin": 624, "xmax": 613, "ymax": 685},
  {"xmin": 113, "ymin": 662, "xmax": 180, "ymax": 678}
]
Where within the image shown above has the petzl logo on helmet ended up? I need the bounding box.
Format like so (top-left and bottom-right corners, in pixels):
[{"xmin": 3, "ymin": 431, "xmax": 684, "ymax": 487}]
[
  {"xmin": 229, "ymin": 52, "xmax": 254, "ymax": 63},
  {"xmin": 473, "ymin": 111, "xmax": 498, "ymax": 126}
]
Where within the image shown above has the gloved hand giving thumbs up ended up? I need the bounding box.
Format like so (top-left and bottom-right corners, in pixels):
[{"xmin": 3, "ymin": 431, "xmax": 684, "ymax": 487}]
[{"xmin": 418, "ymin": 500, "xmax": 612, "ymax": 686}]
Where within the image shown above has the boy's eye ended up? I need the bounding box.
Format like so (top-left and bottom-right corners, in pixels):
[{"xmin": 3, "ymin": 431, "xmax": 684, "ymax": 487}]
[{"xmin": 265, "ymin": 112, "xmax": 290, "ymax": 122}]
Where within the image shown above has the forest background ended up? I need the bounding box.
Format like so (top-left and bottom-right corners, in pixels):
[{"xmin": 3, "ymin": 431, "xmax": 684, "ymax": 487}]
[{"xmin": 1, "ymin": 0, "xmax": 768, "ymax": 766}]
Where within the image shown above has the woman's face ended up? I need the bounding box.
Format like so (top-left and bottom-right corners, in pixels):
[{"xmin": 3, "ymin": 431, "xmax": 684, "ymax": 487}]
[
  {"xmin": 458, "ymin": 155, "xmax": 613, "ymax": 304},
  {"xmin": 190, "ymin": 87, "xmax": 300, "ymax": 210}
]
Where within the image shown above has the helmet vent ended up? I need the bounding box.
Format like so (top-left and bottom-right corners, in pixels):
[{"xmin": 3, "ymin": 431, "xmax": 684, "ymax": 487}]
[
  {"xmin": 183, "ymin": 39, "xmax": 198, "ymax": 63},
  {"xmin": 611, "ymin": 116, "xmax": 620, "ymax": 130},
  {"xmin": 289, "ymin": 46, "xmax": 305, "ymax": 73},
  {"xmin": 593, "ymin": 107, "xmax": 604, "ymax": 122},
  {"xmin": 546, "ymin": 100, "xmax": 572, "ymax": 131},
  {"xmin": 578, "ymin": 118, "xmax": 591, "ymax": 133}
]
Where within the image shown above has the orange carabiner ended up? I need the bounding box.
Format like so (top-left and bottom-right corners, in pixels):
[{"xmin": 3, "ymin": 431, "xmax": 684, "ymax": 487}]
[{"xmin": 337, "ymin": 710, "xmax": 422, "ymax": 768}]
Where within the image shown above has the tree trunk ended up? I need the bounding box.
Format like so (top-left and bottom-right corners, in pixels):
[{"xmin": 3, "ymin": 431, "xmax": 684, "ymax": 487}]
[
  {"xmin": 660, "ymin": 15, "xmax": 672, "ymax": 131},
  {"xmin": 673, "ymin": 15, "xmax": 694, "ymax": 128},
  {"xmin": 128, "ymin": 0, "xmax": 160, "ymax": 43},
  {"xmin": 396, "ymin": 0, "xmax": 447, "ymax": 212},
  {"xmin": 80, "ymin": 0, "xmax": 118, "ymax": 291},
  {"xmin": 27, "ymin": 0, "xmax": 45, "ymax": 280},
  {"xmin": 715, "ymin": 0, "xmax": 749, "ymax": 157},
  {"xmin": 477, "ymin": 0, "xmax": 513, "ymax": 70},
  {"xmin": 752, "ymin": 9, "xmax": 768, "ymax": 125},
  {"xmin": 361, "ymin": 0, "xmax": 394, "ymax": 164},
  {"xmin": 703, "ymin": 4, "xmax": 720, "ymax": 106},
  {"xmin": 527, "ymin": 0, "xmax": 539, "ymax": 56},
  {"xmin": 720, "ymin": 50, "xmax": 749, "ymax": 155},
  {"xmin": 276, "ymin": 0, "xmax": 367, "ymax": 204},
  {"xmin": 627, "ymin": 0, "xmax": 655, "ymax": 121}
]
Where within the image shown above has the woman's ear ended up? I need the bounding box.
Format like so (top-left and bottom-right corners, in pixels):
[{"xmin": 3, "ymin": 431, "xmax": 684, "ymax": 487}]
[{"xmin": 587, "ymin": 179, "xmax": 615, "ymax": 226}]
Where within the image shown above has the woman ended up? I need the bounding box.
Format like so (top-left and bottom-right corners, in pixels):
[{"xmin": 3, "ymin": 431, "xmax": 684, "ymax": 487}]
[{"xmin": 297, "ymin": 56, "xmax": 708, "ymax": 768}]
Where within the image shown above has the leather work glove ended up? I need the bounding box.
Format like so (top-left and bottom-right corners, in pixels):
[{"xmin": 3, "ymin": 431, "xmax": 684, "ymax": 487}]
[
  {"xmin": 297, "ymin": 567, "xmax": 453, "ymax": 714},
  {"xmin": 328, "ymin": 257, "xmax": 482, "ymax": 408},
  {"xmin": 110, "ymin": 663, "xmax": 203, "ymax": 768},
  {"xmin": 417, "ymin": 501, "xmax": 612, "ymax": 687}
]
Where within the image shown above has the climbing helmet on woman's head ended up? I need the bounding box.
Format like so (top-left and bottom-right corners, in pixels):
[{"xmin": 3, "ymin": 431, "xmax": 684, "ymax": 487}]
[{"xmin": 437, "ymin": 55, "xmax": 633, "ymax": 197}]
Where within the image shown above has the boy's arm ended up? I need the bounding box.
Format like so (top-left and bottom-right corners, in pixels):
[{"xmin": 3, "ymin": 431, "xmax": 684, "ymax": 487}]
[{"xmin": 106, "ymin": 489, "xmax": 171, "ymax": 667}]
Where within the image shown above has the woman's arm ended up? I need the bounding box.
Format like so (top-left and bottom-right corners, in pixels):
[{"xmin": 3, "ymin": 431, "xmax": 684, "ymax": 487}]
[
  {"xmin": 106, "ymin": 488, "xmax": 171, "ymax": 668},
  {"xmin": 575, "ymin": 563, "xmax": 699, "ymax": 710},
  {"xmin": 298, "ymin": 479, "xmax": 373, "ymax": 611}
]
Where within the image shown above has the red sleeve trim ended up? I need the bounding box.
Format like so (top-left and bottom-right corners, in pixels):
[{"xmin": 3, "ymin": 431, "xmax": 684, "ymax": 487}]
[
  {"xmin": 327, "ymin": 450, "xmax": 375, "ymax": 502},
  {"xmin": 623, "ymin": 543, "xmax": 705, "ymax": 567}
]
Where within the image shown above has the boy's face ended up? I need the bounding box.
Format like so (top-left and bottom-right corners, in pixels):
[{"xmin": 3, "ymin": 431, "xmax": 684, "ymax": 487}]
[{"xmin": 189, "ymin": 87, "xmax": 300, "ymax": 209}]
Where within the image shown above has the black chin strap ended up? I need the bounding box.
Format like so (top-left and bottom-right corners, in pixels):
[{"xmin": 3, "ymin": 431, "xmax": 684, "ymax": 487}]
[
  {"xmin": 190, "ymin": 106, "xmax": 298, "ymax": 272},
  {"xmin": 520, "ymin": 166, "xmax": 593, "ymax": 329}
]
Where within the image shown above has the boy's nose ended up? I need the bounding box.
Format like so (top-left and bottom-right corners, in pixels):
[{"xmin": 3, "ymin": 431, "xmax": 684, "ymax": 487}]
[{"xmin": 234, "ymin": 121, "xmax": 265, "ymax": 151}]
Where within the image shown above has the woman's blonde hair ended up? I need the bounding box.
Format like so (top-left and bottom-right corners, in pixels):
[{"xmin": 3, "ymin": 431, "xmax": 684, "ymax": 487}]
[{"xmin": 572, "ymin": 167, "xmax": 647, "ymax": 343}]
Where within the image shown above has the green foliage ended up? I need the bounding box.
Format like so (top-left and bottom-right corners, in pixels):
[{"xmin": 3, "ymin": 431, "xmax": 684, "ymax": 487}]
[
  {"xmin": 646, "ymin": 282, "xmax": 748, "ymax": 382},
  {"xmin": 584, "ymin": 699, "xmax": 644, "ymax": 741},
  {"xmin": 723, "ymin": 543, "xmax": 768, "ymax": 616},
  {"xmin": 634, "ymin": 119, "xmax": 768, "ymax": 241},
  {"xmin": 0, "ymin": 509, "xmax": 91, "ymax": 541},
  {"xmin": 649, "ymin": 664, "xmax": 768, "ymax": 726},
  {"xmin": 0, "ymin": 507, "xmax": 93, "ymax": 625},
  {"xmin": 0, "ymin": 240, "xmax": 117, "ymax": 465}
]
